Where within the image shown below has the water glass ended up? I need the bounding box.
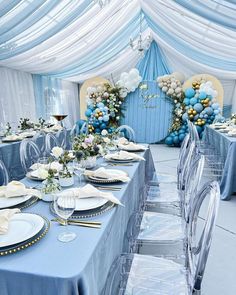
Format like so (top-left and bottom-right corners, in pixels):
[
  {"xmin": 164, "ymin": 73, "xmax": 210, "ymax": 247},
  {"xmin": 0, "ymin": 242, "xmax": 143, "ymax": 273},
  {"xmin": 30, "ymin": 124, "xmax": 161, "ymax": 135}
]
[
  {"xmin": 73, "ymin": 160, "xmax": 85, "ymax": 186},
  {"xmin": 53, "ymin": 193, "xmax": 76, "ymax": 242}
]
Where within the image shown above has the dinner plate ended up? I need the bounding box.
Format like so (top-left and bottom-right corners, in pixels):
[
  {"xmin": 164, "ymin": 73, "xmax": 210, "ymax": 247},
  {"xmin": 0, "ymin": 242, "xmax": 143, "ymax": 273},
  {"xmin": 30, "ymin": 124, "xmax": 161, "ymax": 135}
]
[
  {"xmin": 0, "ymin": 195, "xmax": 32, "ymax": 209},
  {"xmin": 26, "ymin": 172, "xmax": 46, "ymax": 181},
  {"xmin": 75, "ymin": 197, "xmax": 107, "ymax": 211},
  {"xmin": 109, "ymin": 156, "xmax": 135, "ymax": 162},
  {"xmin": 0, "ymin": 213, "xmax": 45, "ymax": 248},
  {"xmin": 86, "ymin": 169, "xmax": 127, "ymax": 184},
  {"xmin": 1, "ymin": 138, "xmax": 22, "ymax": 143},
  {"xmin": 119, "ymin": 147, "xmax": 144, "ymax": 152}
]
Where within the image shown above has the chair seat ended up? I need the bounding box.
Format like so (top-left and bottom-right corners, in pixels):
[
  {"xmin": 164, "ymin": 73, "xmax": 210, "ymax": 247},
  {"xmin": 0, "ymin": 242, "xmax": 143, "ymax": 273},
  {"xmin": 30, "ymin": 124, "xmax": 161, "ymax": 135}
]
[
  {"xmin": 125, "ymin": 254, "xmax": 188, "ymax": 295},
  {"xmin": 147, "ymin": 184, "xmax": 179, "ymax": 203},
  {"xmin": 138, "ymin": 212, "xmax": 184, "ymax": 242},
  {"xmin": 156, "ymin": 173, "xmax": 177, "ymax": 184}
]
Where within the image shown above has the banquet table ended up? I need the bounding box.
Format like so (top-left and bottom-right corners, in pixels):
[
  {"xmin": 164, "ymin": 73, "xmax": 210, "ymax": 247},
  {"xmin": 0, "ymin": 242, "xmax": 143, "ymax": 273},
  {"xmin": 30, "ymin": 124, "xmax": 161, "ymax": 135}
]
[
  {"xmin": 0, "ymin": 130, "xmax": 71, "ymax": 181},
  {"xmin": 0, "ymin": 148, "xmax": 155, "ymax": 295},
  {"xmin": 203, "ymin": 126, "xmax": 236, "ymax": 200}
]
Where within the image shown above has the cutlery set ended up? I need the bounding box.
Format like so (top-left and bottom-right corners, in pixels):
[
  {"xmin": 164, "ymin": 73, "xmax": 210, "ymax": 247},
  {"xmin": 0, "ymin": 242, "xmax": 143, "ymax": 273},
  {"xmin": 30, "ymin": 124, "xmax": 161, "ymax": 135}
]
[{"xmin": 51, "ymin": 218, "xmax": 101, "ymax": 229}]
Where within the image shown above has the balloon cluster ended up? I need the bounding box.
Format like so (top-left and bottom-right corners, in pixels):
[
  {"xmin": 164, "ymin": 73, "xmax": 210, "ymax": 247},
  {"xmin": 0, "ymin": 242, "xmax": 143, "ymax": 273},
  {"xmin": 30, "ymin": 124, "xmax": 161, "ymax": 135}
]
[
  {"xmin": 116, "ymin": 68, "xmax": 142, "ymax": 97},
  {"xmin": 157, "ymin": 72, "xmax": 185, "ymax": 100},
  {"xmin": 85, "ymin": 69, "xmax": 142, "ymax": 134},
  {"xmin": 165, "ymin": 79, "xmax": 222, "ymax": 146}
]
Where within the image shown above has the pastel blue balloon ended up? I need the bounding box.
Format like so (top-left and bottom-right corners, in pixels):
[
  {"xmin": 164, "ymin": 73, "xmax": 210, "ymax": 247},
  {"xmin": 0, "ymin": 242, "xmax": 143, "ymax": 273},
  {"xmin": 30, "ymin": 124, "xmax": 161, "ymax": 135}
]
[
  {"xmin": 196, "ymin": 126, "xmax": 203, "ymax": 133},
  {"xmin": 97, "ymin": 102, "xmax": 104, "ymax": 108},
  {"xmin": 204, "ymin": 114, "xmax": 208, "ymax": 118},
  {"xmin": 190, "ymin": 97, "xmax": 197, "ymax": 105},
  {"xmin": 179, "ymin": 133, "xmax": 185, "ymax": 142},
  {"xmin": 205, "ymin": 107, "xmax": 213, "ymax": 115},
  {"xmin": 98, "ymin": 116, "xmax": 103, "ymax": 121},
  {"xmin": 212, "ymin": 103, "xmax": 220, "ymax": 110},
  {"xmin": 95, "ymin": 128, "xmax": 101, "ymax": 133},
  {"xmin": 207, "ymin": 95, "xmax": 212, "ymax": 100},
  {"xmin": 103, "ymin": 115, "xmax": 109, "ymax": 122},
  {"xmin": 165, "ymin": 136, "xmax": 173, "ymax": 145},
  {"xmin": 110, "ymin": 112, "xmax": 115, "ymax": 118},
  {"xmin": 185, "ymin": 88, "xmax": 195, "ymax": 98},
  {"xmin": 85, "ymin": 109, "xmax": 92, "ymax": 117},
  {"xmin": 93, "ymin": 121, "xmax": 100, "ymax": 128},
  {"xmin": 194, "ymin": 114, "xmax": 199, "ymax": 120},
  {"xmin": 89, "ymin": 105, "xmax": 94, "ymax": 110},
  {"xmin": 199, "ymin": 114, "xmax": 203, "ymax": 119},
  {"xmin": 104, "ymin": 106, "xmax": 109, "ymax": 111},
  {"xmin": 214, "ymin": 109, "xmax": 220, "ymax": 115},
  {"xmin": 199, "ymin": 91, "xmax": 207, "ymax": 99},
  {"xmin": 210, "ymin": 115, "xmax": 215, "ymax": 120},
  {"xmin": 193, "ymin": 103, "xmax": 203, "ymax": 113},
  {"xmin": 169, "ymin": 132, "xmax": 175, "ymax": 138},
  {"xmin": 182, "ymin": 113, "xmax": 188, "ymax": 121},
  {"xmin": 99, "ymin": 107, "xmax": 104, "ymax": 111},
  {"xmin": 183, "ymin": 98, "xmax": 190, "ymax": 106}
]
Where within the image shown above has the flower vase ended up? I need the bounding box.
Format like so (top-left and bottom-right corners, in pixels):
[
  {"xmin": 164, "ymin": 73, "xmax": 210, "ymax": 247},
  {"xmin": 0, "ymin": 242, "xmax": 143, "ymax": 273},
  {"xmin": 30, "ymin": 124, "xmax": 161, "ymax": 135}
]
[
  {"xmin": 59, "ymin": 165, "xmax": 74, "ymax": 187},
  {"xmin": 80, "ymin": 156, "xmax": 97, "ymax": 169}
]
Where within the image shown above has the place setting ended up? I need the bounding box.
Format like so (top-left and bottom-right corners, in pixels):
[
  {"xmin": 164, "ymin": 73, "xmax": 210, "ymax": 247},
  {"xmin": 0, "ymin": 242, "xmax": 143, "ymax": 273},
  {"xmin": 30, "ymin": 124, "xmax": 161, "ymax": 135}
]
[{"xmin": 0, "ymin": 209, "xmax": 50, "ymax": 256}]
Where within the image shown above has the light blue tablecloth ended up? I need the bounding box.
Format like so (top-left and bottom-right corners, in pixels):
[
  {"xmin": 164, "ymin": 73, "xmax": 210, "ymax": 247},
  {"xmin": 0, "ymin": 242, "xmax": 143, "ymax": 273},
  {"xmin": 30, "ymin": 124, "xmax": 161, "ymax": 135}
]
[
  {"xmin": 0, "ymin": 148, "xmax": 155, "ymax": 295},
  {"xmin": 0, "ymin": 131, "xmax": 71, "ymax": 183},
  {"xmin": 203, "ymin": 126, "xmax": 236, "ymax": 200}
]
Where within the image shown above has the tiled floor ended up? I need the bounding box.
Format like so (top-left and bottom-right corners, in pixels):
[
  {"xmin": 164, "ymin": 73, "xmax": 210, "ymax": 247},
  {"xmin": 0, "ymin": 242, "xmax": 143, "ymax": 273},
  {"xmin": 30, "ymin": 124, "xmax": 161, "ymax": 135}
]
[{"xmin": 150, "ymin": 144, "xmax": 236, "ymax": 295}]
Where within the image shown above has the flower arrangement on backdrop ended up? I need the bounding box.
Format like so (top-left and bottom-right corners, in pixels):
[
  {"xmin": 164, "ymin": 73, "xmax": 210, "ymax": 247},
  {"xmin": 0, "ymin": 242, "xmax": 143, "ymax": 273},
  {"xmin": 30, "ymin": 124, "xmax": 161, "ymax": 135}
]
[
  {"xmin": 157, "ymin": 73, "xmax": 223, "ymax": 146},
  {"xmin": 85, "ymin": 69, "xmax": 142, "ymax": 134}
]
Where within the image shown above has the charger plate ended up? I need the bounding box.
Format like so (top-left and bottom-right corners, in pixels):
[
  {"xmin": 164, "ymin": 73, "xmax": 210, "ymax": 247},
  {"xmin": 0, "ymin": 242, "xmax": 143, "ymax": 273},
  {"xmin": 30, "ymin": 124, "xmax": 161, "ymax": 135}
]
[
  {"xmin": 0, "ymin": 214, "xmax": 49, "ymax": 256},
  {"xmin": 50, "ymin": 201, "xmax": 114, "ymax": 219},
  {"xmin": 0, "ymin": 195, "xmax": 39, "ymax": 210}
]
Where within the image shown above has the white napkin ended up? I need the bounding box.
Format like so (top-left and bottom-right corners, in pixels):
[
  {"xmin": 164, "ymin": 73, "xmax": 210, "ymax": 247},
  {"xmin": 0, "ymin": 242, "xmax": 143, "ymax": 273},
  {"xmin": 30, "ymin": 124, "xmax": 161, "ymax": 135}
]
[
  {"xmin": 4, "ymin": 134, "xmax": 23, "ymax": 140},
  {"xmin": 84, "ymin": 167, "xmax": 130, "ymax": 182},
  {"xmin": 30, "ymin": 161, "xmax": 62, "ymax": 172},
  {"xmin": 20, "ymin": 131, "xmax": 36, "ymax": 138},
  {"xmin": 105, "ymin": 150, "xmax": 145, "ymax": 161},
  {"xmin": 0, "ymin": 181, "xmax": 41, "ymax": 199},
  {"xmin": 0, "ymin": 208, "xmax": 20, "ymax": 235},
  {"xmin": 59, "ymin": 184, "xmax": 123, "ymax": 206},
  {"xmin": 31, "ymin": 168, "xmax": 49, "ymax": 179},
  {"xmin": 118, "ymin": 142, "xmax": 147, "ymax": 151},
  {"xmin": 117, "ymin": 137, "xmax": 129, "ymax": 145},
  {"xmin": 228, "ymin": 129, "xmax": 236, "ymax": 136}
]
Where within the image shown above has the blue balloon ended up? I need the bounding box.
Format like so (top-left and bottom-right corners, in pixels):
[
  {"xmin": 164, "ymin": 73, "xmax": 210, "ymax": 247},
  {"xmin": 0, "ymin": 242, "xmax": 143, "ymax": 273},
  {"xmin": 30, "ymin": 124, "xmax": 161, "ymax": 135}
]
[
  {"xmin": 194, "ymin": 114, "xmax": 199, "ymax": 120},
  {"xmin": 165, "ymin": 136, "xmax": 173, "ymax": 145},
  {"xmin": 98, "ymin": 116, "xmax": 103, "ymax": 121},
  {"xmin": 212, "ymin": 103, "xmax": 220, "ymax": 110},
  {"xmin": 95, "ymin": 128, "xmax": 101, "ymax": 133},
  {"xmin": 97, "ymin": 102, "xmax": 104, "ymax": 108},
  {"xmin": 85, "ymin": 109, "xmax": 92, "ymax": 117},
  {"xmin": 214, "ymin": 109, "xmax": 220, "ymax": 115},
  {"xmin": 173, "ymin": 136, "xmax": 180, "ymax": 144},
  {"xmin": 182, "ymin": 113, "xmax": 188, "ymax": 121},
  {"xmin": 207, "ymin": 95, "xmax": 212, "ymax": 100},
  {"xmin": 103, "ymin": 115, "xmax": 109, "ymax": 122},
  {"xmin": 100, "ymin": 123, "xmax": 107, "ymax": 129},
  {"xmin": 205, "ymin": 107, "xmax": 213, "ymax": 115},
  {"xmin": 196, "ymin": 126, "xmax": 203, "ymax": 133},
  {"xmin": 199, "ymin": 114, "xmax": 203, "ymax": 119},
  {"xmin": 183, "ymin": 98, "xmax": 190, "ymax": 105},
  {"xmin": 89, "ymin": 105, "xmax": 94, "ymax": 110},
  {"xmin": 204, "ymin": 114, "xmax": 208, "ymax": 118},
  {"xmin": 104, "ymin": 106, "xmax": 109, "ymax": 111},
  {"xmin": 199, "ymin": 91, "xmax": 207, "ymax": 99},
  {"xmin": 190, "ymin": 97, "xmax": 198, "ymax": 105},
  {"xmin": 193, "ymin": 103, "xmax": 203, "ymax": 113},
  {"xmin": 185, "ymin": 88, "xmax": 195, "ymax": 98},
  {"xmin": 93, "ymin": 121, "xmax": 100, "ymax": 128}
]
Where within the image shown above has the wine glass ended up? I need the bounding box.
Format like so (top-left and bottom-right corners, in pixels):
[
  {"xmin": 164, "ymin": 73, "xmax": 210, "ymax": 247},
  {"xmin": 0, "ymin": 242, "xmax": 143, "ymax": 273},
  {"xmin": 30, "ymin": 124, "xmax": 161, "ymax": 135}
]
[
  {"xmin": 53, "ymin": 193, "xmax": 76, "ymax": 242},
  {"xmin": 73, "ymin": 160, "xmax": 85, "ymax": 187}
]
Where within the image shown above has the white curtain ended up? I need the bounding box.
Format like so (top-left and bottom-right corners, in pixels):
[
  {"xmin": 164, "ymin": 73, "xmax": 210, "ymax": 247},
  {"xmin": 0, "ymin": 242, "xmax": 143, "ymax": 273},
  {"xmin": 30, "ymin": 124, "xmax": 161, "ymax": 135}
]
[
  {"xmin": 0, "ymin": 67, "xmax": 36, "ymax": 128},
  {"xmin": 60, "ymin": 80, "xmax": 80, "ymax": 127}
]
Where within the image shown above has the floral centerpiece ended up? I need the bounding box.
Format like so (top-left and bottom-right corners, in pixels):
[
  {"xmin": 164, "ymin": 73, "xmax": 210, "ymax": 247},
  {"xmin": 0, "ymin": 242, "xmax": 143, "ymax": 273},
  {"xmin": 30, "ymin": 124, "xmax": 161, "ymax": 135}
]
[
  {"xmin": 4, "ymin": 122, "xmax": 12, "ymax": 136},
  {"xmin": 85, "ymin": 69, "xmax": 142, "ymax": 135},
  {"xmin": 18, "ymin": 118, "xmax": 34, "ymax": 130},
  {"xmin": 51, "ymin": 147, "xmax": 74, "ymax": 187},
  {"xmin": 41, "ymin": 169, "xmax": 60, "ymax": 201}
]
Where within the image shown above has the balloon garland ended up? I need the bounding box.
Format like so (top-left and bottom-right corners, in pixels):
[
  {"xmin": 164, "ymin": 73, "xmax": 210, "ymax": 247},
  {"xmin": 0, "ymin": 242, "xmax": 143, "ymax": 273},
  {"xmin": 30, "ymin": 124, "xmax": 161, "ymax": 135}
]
[
  {"xmin": 85, "ymin": 69, "xmax": 142, "ymax": 134},
  {"xmin": 157, "ymin": 73, "xmax": 223, "ymax": 146}
]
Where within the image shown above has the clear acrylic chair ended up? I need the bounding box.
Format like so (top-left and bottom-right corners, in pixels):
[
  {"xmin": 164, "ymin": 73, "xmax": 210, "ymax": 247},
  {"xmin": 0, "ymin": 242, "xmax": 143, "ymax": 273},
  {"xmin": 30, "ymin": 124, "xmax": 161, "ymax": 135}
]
[
  {"xmin": 116, "ymin": 125, "xmax": 136, "ymax": 142},
  {"xmin": 0, "ymin": 159, "xmax": 9, "ymax": 185},
  {"xmin": 32, "ymin": 130, "xmax": 46, "ymax": 155},
  {"xmin": 20, "ymin": 139, "xmax": 41, "ymax": 173},
  {"xmin": 45, "ymin": 132, "xmax": 59, "ymax": 156},
  {"xmin": 102, "ymin": 181, "xmax": 220, "ymax": 295},
  {"xmin": 56, "ymin": 127, "xmax": 67, "ymax": 149}
]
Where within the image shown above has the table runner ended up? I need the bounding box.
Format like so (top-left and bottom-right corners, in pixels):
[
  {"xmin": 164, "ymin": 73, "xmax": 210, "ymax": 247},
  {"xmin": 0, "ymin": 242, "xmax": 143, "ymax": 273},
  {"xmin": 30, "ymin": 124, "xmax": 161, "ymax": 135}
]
[
  {"xmin": 0, "ymin": 148, "xmax": 155, "ymax": 295},
  {"xmin": 203, "ymin": 126, "xmax": 236, "ymax": 200}
]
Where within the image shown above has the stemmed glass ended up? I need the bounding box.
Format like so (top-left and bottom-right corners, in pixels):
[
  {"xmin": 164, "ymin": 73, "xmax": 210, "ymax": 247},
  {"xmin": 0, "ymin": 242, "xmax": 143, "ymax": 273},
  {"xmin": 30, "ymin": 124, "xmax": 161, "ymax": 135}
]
[
  {"xmin": 73, "ymin": 160, "xmax": 85, "ymax": 187},
  {"xmin": 53, "ymin": 193, "xmax": 76, "ymax": 242}
]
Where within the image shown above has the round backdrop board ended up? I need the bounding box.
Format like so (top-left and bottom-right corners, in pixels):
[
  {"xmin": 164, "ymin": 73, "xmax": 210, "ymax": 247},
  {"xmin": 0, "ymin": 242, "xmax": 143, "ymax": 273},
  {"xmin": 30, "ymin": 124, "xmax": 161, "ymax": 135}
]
[
  {"xmin": 80, "ymin": 77, "xmax": 110, "ymax": 119},
  {"xmin": 183, "ymin": 74, "xmax": 224, "ymax": 108}
]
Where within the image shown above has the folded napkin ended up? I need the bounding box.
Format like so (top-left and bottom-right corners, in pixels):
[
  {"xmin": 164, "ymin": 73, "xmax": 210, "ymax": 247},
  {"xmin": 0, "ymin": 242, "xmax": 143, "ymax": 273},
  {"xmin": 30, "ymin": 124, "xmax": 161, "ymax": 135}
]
[
  {"xmin": 0, "ymin": 181, "xmax": 41, "ymax": 199},
  {"xmin": 20, "ymin": 131, "xmax": 36, "ymax": 138},
  {"xmin": 105, "ymin": 150, "xmax": 145, "ymax": 161},
  {"xmin": 30, "ymin": 161, "xmax": 62, "ymax": 172},
  {"xmin": 31, "ymin": 168, "xmax": 49, "ymax": 179},
  {"xmin": 228, "ymin": 129, "xmax": 236, "ymax": 136},
  {"xmin": 59, "ymin": 184, "xmax": 123, "ymax": 206},
  {"xmin": 118, "ymin": 142, "xmax": 147, "ymax": 151},
  {"xmin": 117, "ymin": 137, "xmax": 129, "ymax": 145},
  {"xmin": 0, "ymin": 208, "xmax": 20, "ymax": 235},
  {"xmin": 4, "ymin": 134, "xmax": 23, "ymax": 141},
  {"xmin": 84, "ymin": 167, "xmax": 130, "ymax": 182}
]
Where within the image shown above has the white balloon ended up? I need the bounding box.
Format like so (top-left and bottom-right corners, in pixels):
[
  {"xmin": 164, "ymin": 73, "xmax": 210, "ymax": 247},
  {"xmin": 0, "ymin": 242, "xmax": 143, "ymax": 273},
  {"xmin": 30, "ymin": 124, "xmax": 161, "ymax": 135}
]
[
  {"xmin": 162, "ymin": 86, "xmax": 168, "ymax": 92},
  {"xmin": 170, "ymin": 82, "xmax": 177, "ymax": 89},
  {"xmin": 175, "ymin": 87, "xmax": 182, "ymax": 94},
  {"xmin": 129, "ymin": 68, "xmax": 139, "ymax": 77},
  {"xmin": 171, "ymin": 72, "xmax": 185, "ymax": 83},
  {"xmin": 130, "ymin": 87, "xmax": 136, "ymax": 92},
  {"xmin": 206, "ymin": 81, "xmax": 213, "ymax": 87},
  {"xmin": 158, "ymin": 82, "xmax": 164, "ymax": 88},
  {"xmin": 120, "ymin": 72, "xmax": 128, "ymax": 80},
  {"xmin": 168, "ymin": 89, "xmax": 174, "ymax": 95},
  {"xmin": 212, "ymin": 90, "xmax": 218, "ymax": 98}
]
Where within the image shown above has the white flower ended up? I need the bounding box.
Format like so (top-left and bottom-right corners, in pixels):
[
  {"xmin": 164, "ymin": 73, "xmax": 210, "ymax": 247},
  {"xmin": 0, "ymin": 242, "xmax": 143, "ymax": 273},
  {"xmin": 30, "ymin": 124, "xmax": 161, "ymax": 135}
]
[
  {"xmin": 103, "ymin": 137, "xmax": 110, "ymax": 144},
  {"xmin": 51, "ymin": 146, "xmax": 64, "ymax": 159},
  {"xmin": 101, "ymin": 129, "xmax": 108, "ymax": 136},
  {"xmin": 82, "ymin": 142, "xmax": 87, "ymax": 149},
  {"xmin": 38, "ymin": 168, "xmax": 49, "ymax": 179}
]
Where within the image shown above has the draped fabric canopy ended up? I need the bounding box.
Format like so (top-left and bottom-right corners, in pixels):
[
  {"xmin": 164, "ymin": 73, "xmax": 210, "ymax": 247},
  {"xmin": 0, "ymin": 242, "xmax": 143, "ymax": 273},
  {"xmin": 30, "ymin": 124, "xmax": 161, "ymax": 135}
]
[{"xmin": 0, "ymin": 0, "xmax": 235, "ymax": 109}]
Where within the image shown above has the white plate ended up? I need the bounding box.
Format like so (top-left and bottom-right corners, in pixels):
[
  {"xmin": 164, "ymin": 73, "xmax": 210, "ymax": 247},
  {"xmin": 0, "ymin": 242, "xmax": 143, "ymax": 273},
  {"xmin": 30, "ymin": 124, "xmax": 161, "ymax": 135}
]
[
  {"xmin": 0, "ymin": 213, "xmax": 44, "ymax": 248},
  {"xmin": 110, "ymin": 156, "xmax": 134, "ymax": 162},
  {"xmin": 0, "ymin": 195, "xmax": 32, "ymax": 209},
  {"xmin": 75, "ymin": 197, "xmax": 107, "ymax": 211},
  {"xmin": 26, "ymin": 171, "xmax": 46, "ymax": 181},
  {"xmin": 89, "ymin": 169, "xmax": 127, "ymax": 181}
]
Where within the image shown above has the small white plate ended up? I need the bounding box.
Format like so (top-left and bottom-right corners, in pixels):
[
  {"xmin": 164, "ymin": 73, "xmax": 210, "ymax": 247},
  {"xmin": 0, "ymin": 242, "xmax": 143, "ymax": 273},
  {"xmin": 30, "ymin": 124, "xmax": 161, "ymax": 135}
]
[
  {"xmin": 26, "ymin": 171, "xmax": 46, "ymax": 181},
  {"xmin": 0, "ymin": 195, "xmax": 32, "ymax": 209},
  {"xmin": 75, "ymin": 197, "xmax": 107, "ymax": 211},
  {"xmin": 89, "ymin": 169, "xmax": 127, "ymax": 181},
  {"xmin": 0, "ymin": 213, "xmax": 44, "ymax": 248}
]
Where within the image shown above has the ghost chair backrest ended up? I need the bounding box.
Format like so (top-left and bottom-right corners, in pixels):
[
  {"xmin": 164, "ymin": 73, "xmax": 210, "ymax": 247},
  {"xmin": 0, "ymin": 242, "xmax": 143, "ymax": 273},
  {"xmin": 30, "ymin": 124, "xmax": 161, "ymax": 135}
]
[
  {"xmin": 20, "ymin": 139, "xmax": 41, "ymax": 173},
  {"xmin": 0, "ymin": 159, "xmax": 9, "ymax": 186},
  {"xmin": 187, "ymin": 181, "xmax": 220, "ymax": 294},
  {"xmin": 116, "ymin": 125, "xmax": 135, "ymax": 142},
  {"xmin": 45, "ymin": 133, "xmax": 59, "ymax": 156},
  {"xmin": 56, "ymin": 127, "xmax": 67, "ymax": 149}
]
